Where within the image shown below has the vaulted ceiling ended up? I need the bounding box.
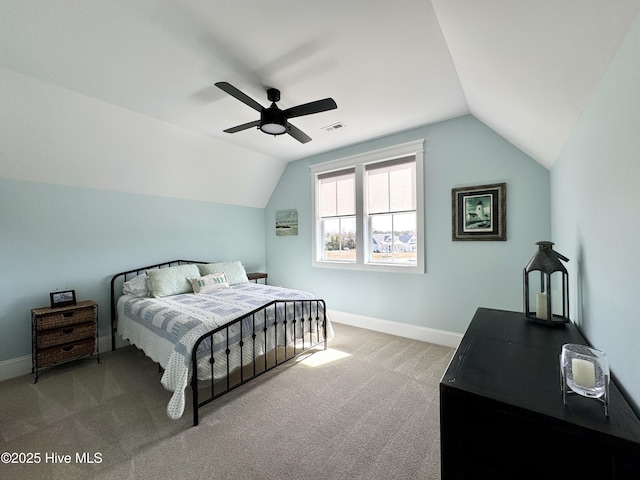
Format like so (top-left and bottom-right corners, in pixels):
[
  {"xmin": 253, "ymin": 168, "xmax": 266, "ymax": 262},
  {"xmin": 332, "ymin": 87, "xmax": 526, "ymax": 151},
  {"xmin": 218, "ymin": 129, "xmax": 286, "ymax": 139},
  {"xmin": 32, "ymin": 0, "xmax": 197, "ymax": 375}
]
[{"xmin": 2, "ymin": 1, "xmax": 639, "ymax": 173}]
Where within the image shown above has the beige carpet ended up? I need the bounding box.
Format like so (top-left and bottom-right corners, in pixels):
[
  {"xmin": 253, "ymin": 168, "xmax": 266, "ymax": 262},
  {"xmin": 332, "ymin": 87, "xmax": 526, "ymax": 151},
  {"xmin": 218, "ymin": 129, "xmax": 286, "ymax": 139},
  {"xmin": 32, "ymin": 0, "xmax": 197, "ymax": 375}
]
[{"xmin": 0, "ymin": 323, "xmax": 453, "ymax": 480}]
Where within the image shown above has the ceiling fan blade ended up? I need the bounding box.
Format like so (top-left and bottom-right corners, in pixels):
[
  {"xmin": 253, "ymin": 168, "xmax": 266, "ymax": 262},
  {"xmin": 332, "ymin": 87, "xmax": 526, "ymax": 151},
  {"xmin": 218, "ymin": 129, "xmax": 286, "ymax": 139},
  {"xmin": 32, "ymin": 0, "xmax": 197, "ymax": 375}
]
[
  {"xmin": 284, "ymin": 98, "xmax": 337, "ymax": 119},
  {"xmin": 223, "ymin": 120, "xmax": 260, "ymax": 133},
  {"xmin": 215, "ymin": 82, "xmax": 264, "ymax": 112},
  {"xmin": 286, "ymin": 122, "xmax": 312, "ymax": 144}
]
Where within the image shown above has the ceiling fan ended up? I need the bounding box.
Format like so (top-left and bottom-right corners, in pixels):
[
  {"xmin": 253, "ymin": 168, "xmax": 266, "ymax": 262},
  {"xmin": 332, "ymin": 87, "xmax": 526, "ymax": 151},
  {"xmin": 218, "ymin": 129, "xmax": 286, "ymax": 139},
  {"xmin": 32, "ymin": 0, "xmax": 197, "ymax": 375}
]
[{"xmin": 215, "ymin": 81, "xmax": 337, "ymax": 144}]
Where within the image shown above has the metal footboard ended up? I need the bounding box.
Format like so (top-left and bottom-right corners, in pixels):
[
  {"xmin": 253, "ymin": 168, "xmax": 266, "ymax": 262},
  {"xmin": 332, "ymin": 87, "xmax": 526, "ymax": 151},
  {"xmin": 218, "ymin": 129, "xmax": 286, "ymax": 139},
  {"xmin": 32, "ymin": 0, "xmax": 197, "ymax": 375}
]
[{"xmin": 191, "ymin": 299, "xmax": 327, "ymax": 426}]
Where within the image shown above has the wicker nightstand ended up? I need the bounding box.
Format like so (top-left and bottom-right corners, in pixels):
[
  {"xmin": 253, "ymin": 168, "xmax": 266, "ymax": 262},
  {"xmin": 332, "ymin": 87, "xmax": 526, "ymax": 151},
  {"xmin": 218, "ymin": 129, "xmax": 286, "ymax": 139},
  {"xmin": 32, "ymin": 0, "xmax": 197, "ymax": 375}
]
[{"xmin": 31, "ymin": 300, "xmax": 99, "ymax": 383}]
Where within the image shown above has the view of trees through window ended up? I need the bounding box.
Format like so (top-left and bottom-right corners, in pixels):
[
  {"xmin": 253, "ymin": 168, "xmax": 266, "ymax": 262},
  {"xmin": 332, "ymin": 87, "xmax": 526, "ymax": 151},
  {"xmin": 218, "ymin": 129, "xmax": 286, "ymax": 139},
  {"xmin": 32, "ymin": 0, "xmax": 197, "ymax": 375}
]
[{"xmin": 322, "ymin": 217, "xmax": 356, "ymax": 260}]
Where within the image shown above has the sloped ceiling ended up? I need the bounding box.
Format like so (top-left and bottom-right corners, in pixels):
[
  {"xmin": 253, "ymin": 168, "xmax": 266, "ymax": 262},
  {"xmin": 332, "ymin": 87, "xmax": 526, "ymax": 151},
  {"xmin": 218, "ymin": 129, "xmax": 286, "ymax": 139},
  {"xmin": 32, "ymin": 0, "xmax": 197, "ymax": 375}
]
[
  {"xmin": 1, "ymin": 1, "xmax": 639, "ymax": 205},
  {"xmin": 432, "ymin": 0, "xmax": 640, "ymax": 166}
]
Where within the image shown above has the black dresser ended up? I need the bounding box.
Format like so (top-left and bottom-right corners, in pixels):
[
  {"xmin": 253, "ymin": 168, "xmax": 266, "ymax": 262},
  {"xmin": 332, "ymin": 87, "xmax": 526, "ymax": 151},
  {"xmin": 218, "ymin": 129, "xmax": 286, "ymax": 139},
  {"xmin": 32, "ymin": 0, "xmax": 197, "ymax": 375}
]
[{"xmin": 440, "ymin": 307, "xmax": 640, "ymax": 479}]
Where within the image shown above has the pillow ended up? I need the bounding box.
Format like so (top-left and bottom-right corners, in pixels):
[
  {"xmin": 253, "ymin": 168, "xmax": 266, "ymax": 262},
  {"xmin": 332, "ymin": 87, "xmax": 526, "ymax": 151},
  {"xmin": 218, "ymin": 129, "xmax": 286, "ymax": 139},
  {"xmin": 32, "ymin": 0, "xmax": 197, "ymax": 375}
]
[
  {"xmin": 122, "ymin": 273, "xmax": 150, "ymax": 297},
  {"xmin": 198, "ymin": 260, "xmax": 249, "ymax": 286},
  {"xmin": 146, "ymin": 264, "xmax": 200, "ymax": 297},
  {"xmin": 188, "ymin": 272, "xmax": 230, "ymax": 294}
]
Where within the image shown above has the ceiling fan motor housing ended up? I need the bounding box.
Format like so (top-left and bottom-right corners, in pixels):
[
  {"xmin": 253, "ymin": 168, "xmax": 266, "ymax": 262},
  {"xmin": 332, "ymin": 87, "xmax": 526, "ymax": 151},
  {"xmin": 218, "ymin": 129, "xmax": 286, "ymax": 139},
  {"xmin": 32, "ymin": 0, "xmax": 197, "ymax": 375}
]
[{"xmin": 266, "ymin": 88, "xmax": 281, "ymax": 103}]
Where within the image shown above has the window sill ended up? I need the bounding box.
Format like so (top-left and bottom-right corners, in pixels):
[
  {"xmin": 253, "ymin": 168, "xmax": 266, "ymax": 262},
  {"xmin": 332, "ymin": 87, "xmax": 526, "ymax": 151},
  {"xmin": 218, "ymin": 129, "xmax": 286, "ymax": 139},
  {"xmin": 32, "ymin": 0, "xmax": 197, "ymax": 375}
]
[{"xmin": 312, "ymin": 259, "xmax": 424, "ymax": 274}]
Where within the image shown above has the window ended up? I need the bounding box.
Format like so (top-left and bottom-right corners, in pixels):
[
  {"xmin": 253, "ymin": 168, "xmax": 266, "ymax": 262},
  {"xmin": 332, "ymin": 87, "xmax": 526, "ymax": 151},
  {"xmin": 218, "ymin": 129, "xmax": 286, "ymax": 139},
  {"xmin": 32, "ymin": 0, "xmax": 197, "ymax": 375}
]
[
  {"xmin": 367, "ymin": 157, "xmax": 417, "ymax": 265},
  {"xmin": 311, "ymin": 140, "xmax": 425, "ymax": 273},
  {"xmin": 318, "ymin": 169, "xmax": 356, "ymax": 262}
]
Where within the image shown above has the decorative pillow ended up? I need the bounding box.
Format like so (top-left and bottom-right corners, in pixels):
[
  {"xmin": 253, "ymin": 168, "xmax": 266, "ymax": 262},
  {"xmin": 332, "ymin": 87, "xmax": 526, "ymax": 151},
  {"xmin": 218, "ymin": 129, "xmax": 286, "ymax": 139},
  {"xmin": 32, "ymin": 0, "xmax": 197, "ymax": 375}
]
[
  {"xmin": 188, "ymin": 273, "xmax": 230, "ymax": 294},
  {"xmin": 198, "ymin": 260, "xmax": 249, "ymax": 286},
  {"xmin": 122, "ymin": 273, "xmax": 150, "ymax": 297},
  {"xmin": 146, "ymin": 264, "xmax": 200, "ymax": 297}
]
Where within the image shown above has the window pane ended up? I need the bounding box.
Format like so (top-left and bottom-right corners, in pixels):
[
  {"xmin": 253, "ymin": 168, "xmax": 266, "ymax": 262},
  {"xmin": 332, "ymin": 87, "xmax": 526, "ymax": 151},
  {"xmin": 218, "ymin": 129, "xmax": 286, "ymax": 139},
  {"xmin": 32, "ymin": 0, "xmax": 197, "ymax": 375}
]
[
  {"xmin": 368, "ymin": 171, "xmax": 389, "ymax": 214},
  {"xmin": 370, "ymin": 212, "xmax": 416, "ymax": 264},
  {"xmin": 320, "ymin": 182, "xmax": 337, "ymax": 217},
  {"xmin": 322, "ymin": 217, "xmax": 356, "ymax": 262},
  {"xmin": 389, "ymin": 168, "xmax": 414, "ymax": 211},
  {"xmin": 367, "ymin": 160, "xmax": 415, "ymax": 214},
  {"xmin": 336, "ymin": 177, "xmax": 355, "ymax": 216},
  {"xmin": 320, "ymin": 171, "xmax": 355, "ymax": 217}
]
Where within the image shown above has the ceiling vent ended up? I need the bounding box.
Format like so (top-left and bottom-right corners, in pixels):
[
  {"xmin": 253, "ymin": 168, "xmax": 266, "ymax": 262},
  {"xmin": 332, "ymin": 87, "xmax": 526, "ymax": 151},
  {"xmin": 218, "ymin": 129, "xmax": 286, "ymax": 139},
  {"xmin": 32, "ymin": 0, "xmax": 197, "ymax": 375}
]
[{"xmin": 322, "ymin": 122, "xmax": 346, "ymax": 132}]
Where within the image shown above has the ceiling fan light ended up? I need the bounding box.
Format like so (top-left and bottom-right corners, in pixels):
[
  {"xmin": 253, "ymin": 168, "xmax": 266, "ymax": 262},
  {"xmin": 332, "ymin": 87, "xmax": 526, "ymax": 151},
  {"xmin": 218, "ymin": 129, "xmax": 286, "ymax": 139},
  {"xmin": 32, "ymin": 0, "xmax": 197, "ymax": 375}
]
[{"xmin": 260, "ymin": 122, "xmax": 287, "ymax": 135}]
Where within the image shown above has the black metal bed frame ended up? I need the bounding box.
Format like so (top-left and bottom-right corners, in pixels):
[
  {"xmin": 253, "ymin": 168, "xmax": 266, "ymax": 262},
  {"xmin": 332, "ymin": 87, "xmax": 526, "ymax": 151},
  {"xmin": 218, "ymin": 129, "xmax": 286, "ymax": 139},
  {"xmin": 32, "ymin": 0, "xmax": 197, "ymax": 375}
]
[{"xmin": 110, "ymin": 260, "xmax": 328, "ymax": 426}]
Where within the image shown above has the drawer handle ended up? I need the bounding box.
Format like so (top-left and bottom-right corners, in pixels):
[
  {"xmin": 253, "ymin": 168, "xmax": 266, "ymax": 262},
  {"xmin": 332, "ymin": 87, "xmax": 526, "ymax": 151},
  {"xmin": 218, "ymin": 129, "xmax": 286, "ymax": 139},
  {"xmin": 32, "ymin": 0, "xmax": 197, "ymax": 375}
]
[
  {"xmin": 62, "ymin": 345, "xmax": 75, "ymax": 352},
  {"xmin": 62, "ymin": 312, "xmax": 75, "ymax": 318},
  {"xmin": 62, "ymin": 328, "xmax": 75, "ymax": 334}
]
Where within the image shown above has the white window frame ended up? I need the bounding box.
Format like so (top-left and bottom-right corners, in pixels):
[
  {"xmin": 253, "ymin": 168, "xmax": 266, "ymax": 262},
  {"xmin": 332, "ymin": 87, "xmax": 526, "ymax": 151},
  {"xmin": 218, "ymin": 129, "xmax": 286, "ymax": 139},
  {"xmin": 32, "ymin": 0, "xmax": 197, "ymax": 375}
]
[{"xmin": 311, "ymin": 139, "xmax": 425, "ymax": 274}]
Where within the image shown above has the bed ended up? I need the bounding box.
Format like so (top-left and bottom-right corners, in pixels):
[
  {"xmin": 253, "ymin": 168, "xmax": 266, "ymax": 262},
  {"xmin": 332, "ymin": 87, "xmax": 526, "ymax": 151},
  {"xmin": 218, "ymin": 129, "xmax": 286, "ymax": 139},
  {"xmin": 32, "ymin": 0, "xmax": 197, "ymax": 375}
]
[{"xmin": 110, "ymin": 259, "xmax": 332, "ymax": 426}]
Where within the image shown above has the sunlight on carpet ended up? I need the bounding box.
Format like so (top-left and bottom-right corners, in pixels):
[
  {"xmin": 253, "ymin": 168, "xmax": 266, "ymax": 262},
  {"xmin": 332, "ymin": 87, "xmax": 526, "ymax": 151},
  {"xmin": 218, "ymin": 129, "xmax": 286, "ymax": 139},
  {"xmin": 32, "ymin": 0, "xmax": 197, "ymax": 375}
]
[{"xmin": 297, "ymin": 348, "xmax": 351, "ymax": 367}]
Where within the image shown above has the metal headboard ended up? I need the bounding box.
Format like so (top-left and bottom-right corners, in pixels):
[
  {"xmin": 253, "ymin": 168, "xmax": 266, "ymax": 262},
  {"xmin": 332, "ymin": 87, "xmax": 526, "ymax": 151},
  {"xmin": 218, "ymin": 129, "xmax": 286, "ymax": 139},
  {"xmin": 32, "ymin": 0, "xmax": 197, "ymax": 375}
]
[{"xmin": 109, "ymin": 260, "xmax": 206, "ymax": 350}]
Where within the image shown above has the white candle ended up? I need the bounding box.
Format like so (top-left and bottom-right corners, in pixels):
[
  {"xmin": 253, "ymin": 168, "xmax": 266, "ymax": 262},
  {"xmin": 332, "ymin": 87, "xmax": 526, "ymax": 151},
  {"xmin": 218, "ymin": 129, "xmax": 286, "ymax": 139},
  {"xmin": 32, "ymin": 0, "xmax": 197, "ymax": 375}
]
[
  {"xmin": 572, "ymin": 358, "xmax": 596, "ymax": 388},
  {"xmin": 536, "ymin": 293, "xmax": 548, "ymax": 319}
]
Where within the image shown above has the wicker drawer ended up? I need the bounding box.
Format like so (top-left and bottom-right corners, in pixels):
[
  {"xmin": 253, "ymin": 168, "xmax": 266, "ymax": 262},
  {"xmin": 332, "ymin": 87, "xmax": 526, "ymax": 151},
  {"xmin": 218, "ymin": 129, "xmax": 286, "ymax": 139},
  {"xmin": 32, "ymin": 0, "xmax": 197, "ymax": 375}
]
[
  {"xmin": 37, "ymin": 321, "xmax": 95, "ymax": 349},
  {"xmin": 31, "ymin": 300, "xmax": 99, "ymax": 381},
  {"xmin": 36, "ymin": 306, "xmax": 96, "ymax": 331},
  {"xmin": 37, "ymin": 337, "xmax": 96, "ymax": 367}
]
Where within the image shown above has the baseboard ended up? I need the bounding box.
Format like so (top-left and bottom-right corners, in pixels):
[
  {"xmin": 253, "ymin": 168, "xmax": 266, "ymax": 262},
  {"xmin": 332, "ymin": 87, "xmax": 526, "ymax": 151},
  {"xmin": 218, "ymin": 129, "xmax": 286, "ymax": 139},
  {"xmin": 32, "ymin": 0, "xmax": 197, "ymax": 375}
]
[
  {"xmin": 0, "ymin": 354, "xmax": 32, "ymax": 382},
  {"xmin": 0, "ymin": 334, "xmax": 113, "ymax": 382},
  {"xmin": 1, "ymin": 316, "xmax": 461, "ymax": 381},
  {"xmin": 328, "ymin": 309, "xmax": 463, "ymax": 349}
]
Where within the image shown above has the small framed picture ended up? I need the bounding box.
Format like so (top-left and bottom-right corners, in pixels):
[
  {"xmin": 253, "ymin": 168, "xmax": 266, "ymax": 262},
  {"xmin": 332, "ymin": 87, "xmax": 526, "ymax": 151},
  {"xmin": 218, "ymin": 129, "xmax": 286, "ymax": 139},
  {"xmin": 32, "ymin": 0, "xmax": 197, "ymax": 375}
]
[
  {"xmin": 275, "ymin": 209, "xmax": 299, "ymax": 236},
  {"xmin": 452, "ymin": 183, "xmax": 506, "ymax": 241},
  {"xmin": 50, "ymin": 289, "xmax": 76, "ymax": 308}
]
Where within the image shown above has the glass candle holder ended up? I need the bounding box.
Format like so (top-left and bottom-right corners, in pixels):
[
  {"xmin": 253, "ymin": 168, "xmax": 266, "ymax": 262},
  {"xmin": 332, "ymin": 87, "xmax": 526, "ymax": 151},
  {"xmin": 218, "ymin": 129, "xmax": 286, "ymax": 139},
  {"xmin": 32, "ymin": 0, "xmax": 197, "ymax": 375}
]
[{"xmin": 560, "ymin": 343, "xmax": 610, "ymax": 416}]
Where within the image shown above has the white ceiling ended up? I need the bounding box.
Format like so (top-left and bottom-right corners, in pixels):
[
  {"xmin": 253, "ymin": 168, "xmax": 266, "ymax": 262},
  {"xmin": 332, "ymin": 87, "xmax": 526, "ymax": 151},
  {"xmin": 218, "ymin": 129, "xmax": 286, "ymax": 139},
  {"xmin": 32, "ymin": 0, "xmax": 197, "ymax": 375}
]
[{"xmin": 1, "ymin": 0, "xmax": 639, "ymax": 172}]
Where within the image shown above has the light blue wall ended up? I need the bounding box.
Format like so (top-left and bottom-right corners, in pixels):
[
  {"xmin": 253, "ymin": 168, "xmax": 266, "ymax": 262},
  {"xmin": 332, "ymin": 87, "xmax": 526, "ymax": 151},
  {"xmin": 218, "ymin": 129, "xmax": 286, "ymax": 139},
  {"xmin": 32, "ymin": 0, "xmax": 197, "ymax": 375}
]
[
  {"xmin": 551, "ymin": 15, "xmax": 640, "ymax": 410},
  {"xmin": 266, "ymin": 115, "xmax": 550, "ymax": 334},
  {"xmin": 0, "ymin": 179, "xmax": 265, "ymax": 362}
]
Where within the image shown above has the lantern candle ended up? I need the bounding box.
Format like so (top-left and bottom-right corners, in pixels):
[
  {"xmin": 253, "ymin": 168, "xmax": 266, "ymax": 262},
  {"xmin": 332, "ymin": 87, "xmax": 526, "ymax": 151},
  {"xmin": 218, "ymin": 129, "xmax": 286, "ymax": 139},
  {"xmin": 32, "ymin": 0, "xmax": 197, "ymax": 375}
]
[
  {"xmin": 571, "ymin": 358, "xmax": 596, "ymax": 388},
  {"xmin": 536, "ymin": 293, "xmax": 548, "ymax": 320}
]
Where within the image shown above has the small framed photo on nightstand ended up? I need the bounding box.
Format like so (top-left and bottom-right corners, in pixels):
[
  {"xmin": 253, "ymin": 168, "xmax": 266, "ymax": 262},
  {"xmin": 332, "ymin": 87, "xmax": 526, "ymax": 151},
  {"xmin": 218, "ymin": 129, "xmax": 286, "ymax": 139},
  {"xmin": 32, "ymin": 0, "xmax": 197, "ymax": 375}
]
[{"xmin": 50, "ymin": 289, "xmax": 76, "ymax": 308}]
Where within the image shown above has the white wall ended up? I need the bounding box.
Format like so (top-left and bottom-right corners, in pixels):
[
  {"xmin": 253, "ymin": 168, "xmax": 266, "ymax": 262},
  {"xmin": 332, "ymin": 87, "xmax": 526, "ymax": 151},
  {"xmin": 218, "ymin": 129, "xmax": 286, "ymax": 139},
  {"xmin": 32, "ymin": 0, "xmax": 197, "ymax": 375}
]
[
  {"xmin": 266, "ymin": 115, "xmax": 550, "ymax": 335},
  {"xmin": 0, "ymin": 67, "xmax": 283, "ymax": 209},
  {"xmin": 551, "ymin": 14, "xmax": 640, "ymax": 411}
]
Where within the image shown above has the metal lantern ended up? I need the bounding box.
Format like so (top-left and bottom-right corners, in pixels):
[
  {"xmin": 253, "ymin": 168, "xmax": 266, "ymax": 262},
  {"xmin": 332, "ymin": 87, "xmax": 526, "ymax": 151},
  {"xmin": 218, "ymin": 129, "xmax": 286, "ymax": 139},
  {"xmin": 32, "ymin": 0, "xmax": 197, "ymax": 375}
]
[{"xmin": 523, "ymin": 241, "xmax": 570, "ymax": 325}]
